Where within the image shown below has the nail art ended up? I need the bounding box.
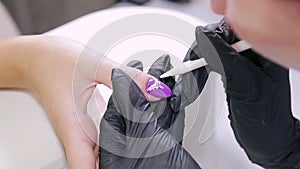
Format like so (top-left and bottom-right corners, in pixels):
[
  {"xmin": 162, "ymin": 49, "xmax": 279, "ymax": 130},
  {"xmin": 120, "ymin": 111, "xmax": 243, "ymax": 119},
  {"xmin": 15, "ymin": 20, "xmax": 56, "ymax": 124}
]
[{"xmin": 146, "ymin": 78, "xmax": 172, "ymax": 98}]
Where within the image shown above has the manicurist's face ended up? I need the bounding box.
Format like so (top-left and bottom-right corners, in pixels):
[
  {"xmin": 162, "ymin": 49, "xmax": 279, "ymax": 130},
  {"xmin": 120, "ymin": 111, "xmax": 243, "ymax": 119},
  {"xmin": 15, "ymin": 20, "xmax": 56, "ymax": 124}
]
[{"xmin": 210, "ymin": 0, "xmax": 300, "ymax": 69}]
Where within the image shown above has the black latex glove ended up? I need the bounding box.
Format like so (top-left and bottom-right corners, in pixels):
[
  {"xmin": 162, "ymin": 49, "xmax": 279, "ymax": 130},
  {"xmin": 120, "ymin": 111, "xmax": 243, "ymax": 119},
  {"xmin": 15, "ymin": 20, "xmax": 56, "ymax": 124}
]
[
  {"xmin": 148, "ymin": 54, "xmax": 208, "ymax": 143},
  {"xmin": 195, "ymin": 19, "xmax": 300, "ymax": 168},
  {"xmin": 99, "ymin": 56, "xmax": 201, "ymax": 169}
]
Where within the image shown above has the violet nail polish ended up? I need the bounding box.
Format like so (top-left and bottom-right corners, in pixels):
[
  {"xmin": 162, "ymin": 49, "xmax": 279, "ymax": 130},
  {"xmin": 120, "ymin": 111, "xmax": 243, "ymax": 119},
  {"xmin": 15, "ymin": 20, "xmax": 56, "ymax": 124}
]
[{"xmin": 146, "ymin": 78, "xmax": 172, "ymax": 98}]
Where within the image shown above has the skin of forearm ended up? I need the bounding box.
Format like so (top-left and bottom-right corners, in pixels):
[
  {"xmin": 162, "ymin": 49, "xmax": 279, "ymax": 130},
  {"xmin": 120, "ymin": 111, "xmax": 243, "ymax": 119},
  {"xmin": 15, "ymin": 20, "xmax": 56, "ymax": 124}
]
[
  {"xmin": 0, "ymin": 35, "xmax": 118, "ymax": 90},
  {"xmin": 0, "ymin": 36, "xmax": 33, "ymax": 89}
]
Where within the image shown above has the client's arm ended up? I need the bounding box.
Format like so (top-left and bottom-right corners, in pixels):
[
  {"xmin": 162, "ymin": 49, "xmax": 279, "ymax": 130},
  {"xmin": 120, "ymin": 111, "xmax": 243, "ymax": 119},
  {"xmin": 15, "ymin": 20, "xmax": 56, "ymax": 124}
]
[{"xmin": 0, "ymin": 35, "xmax": 158, "ymax": 169}]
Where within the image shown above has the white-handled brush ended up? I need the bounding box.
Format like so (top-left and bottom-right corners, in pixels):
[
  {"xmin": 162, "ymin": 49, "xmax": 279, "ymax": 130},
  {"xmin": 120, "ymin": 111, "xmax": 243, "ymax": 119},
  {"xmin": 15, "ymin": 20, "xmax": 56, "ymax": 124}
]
[{"xmin": 160, "ymin": 40, "xmax": 251, "ymax": 78}]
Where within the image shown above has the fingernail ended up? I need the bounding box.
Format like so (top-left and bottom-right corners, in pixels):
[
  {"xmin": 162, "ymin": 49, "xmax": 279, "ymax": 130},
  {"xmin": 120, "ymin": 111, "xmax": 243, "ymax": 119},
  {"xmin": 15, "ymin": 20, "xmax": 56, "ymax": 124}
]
[{"xmin": 146, "ymin": 78, "xmax": 172, "ymax": 98}]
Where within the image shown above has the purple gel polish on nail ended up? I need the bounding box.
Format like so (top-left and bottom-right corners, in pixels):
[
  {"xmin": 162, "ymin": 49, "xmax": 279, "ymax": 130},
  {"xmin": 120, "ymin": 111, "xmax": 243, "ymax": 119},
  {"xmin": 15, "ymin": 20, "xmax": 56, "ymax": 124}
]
[{"xmin": 146, "ymin": 78, "xmax": 172, "ymax": 98}]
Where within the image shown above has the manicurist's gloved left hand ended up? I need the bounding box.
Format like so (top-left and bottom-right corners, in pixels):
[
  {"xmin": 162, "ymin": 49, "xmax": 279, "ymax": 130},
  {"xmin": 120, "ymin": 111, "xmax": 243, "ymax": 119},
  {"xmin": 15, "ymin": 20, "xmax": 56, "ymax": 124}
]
[{"xmin": 99, "ymin": 56, "xmax": 202, "ymax": 169}]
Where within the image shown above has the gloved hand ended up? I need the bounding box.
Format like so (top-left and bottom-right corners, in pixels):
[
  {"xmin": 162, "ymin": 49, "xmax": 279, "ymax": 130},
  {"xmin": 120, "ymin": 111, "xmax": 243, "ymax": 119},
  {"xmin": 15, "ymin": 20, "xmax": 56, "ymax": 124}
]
[
  {"xmin": 99, "ymin": 55, "xmax": 203, "ymax": 169},
  {"xmin": 149, "ymin": 53, "xmax": 208, "ymax": 143},
  {"xmin": 195, "ymin": 19, "xmax": 300, "ymax": 168}
]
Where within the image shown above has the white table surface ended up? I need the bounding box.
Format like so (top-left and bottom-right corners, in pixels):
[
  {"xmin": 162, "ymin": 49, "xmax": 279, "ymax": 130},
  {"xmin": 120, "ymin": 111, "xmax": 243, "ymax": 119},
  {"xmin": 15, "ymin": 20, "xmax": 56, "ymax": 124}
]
[{"xmin": 1, "ymin": 6, "xmax": 300, "ymax": 169}]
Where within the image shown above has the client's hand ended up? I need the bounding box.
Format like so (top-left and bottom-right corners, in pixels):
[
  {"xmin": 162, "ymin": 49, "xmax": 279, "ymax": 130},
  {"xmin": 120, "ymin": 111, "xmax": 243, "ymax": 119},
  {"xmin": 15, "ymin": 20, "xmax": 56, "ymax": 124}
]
[
  {"xmin": 0, "ymin": 35, "xmax": 163, "ymax": 169},
  {"xmin": 195, "ymin": 20, "xmax": 300, "ymax": 168},
  {"xmin": 99, "ymin": 56, "xmax": 202, "ymax": 169}
]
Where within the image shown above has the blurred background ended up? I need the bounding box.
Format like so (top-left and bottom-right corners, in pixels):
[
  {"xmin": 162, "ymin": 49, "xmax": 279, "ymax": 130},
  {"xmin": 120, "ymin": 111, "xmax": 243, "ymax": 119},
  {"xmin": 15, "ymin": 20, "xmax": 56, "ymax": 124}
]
[{"xmin": 0, "ymin": 0, "xmax": 222, "ymax": 35}]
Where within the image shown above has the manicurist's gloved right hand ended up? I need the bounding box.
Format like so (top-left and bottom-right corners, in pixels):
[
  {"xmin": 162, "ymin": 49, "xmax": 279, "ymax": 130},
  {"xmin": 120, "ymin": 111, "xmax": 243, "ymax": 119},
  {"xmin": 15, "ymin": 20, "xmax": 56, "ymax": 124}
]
[
  {"xmin": 195, "ymin": 20, "xmax": 300, "ymax": 168},
  {"xmin": 99, "ymin": 56, "xmax": 202, "ymax": 169}
]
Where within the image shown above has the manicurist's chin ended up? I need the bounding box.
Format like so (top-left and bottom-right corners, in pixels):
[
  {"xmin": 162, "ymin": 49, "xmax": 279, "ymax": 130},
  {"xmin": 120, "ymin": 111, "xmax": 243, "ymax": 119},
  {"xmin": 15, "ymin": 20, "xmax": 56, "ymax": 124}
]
[{"xmin": 210, "ymin": 0, "xmax": 226, "ymax": 15}]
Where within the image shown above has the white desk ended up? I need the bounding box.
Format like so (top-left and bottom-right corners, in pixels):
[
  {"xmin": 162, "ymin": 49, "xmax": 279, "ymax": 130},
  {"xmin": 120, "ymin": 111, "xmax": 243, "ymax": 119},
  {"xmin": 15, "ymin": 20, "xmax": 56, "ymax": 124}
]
[{"xmin": 1, "ymin": 6, "xmax": 299, "ymax": 169}]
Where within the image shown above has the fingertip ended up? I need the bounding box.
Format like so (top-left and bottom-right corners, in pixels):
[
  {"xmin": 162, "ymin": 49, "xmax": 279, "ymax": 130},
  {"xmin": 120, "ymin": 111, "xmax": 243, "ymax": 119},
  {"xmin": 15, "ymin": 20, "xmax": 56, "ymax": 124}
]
[
  {"xmin": 210, "ymin": 0, "xmax": 226, "ymax": 15},
  {"xmin": 148, "ymin": 54, "xmax": 172, "ymax": 78},
  {"xmin": 146, "ymin": 77, "xmax": 172, "ymax": 99},
  {"xmin": 126, "ymin": 60, "xmax": 143, "ymax": 71},
  {"xmin": 111, "ymin": 68, "xmax": 150, "ymax": 113}
]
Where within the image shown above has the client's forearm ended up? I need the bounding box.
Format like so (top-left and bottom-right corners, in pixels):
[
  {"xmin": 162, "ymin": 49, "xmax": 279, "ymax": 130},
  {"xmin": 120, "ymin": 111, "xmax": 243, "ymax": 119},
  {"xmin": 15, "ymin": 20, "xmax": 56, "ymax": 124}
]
[{"xmin": 0, "ymin": 36, "xmax": 34, "ymax": 89}]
